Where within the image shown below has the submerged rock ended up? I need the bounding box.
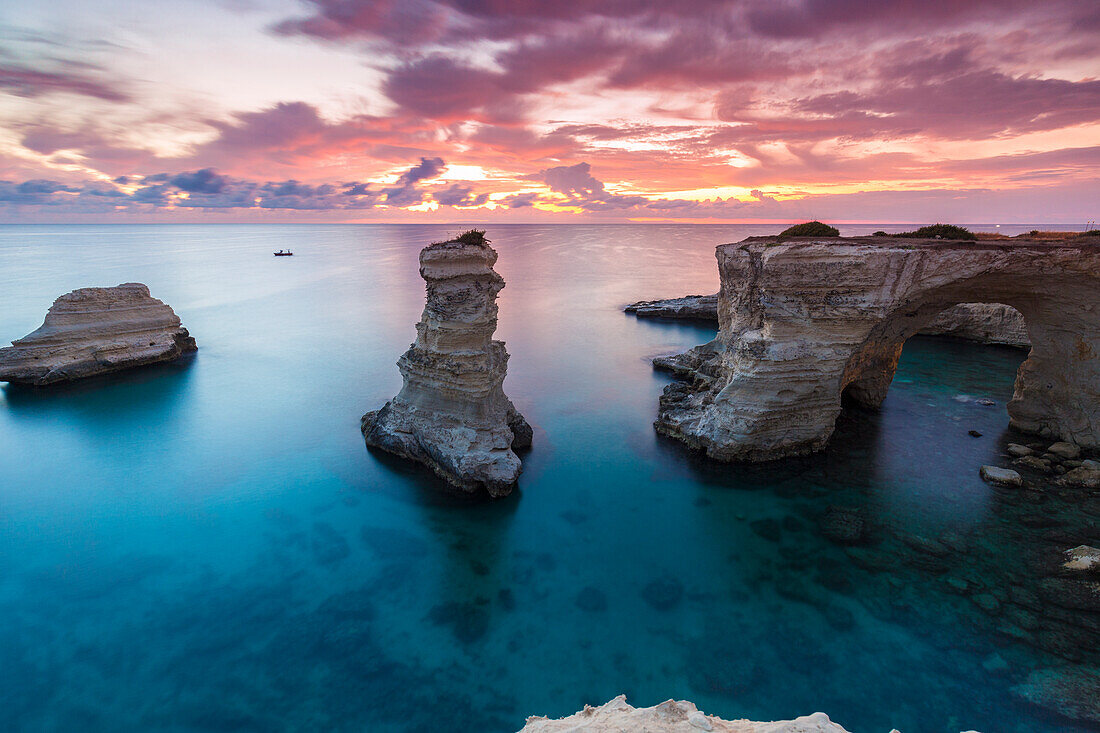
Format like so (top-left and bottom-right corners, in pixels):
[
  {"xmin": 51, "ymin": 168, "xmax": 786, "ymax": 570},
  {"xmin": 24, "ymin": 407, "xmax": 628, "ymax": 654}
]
[
  {"xmin": 821, "ymin": 506, "xmax": 867, "ymax": 545},
  {"xmin": 0, "ymin": 283, "xmax": 196, "ymax": 385},
  {"xmin": 1012, "ymin": 666, "xmax": 1100, "ymax": 724},
  {"xmin": 361, "ymin": 232, "xmax": 531, "ymax": 498},
  {"xmin": 520, "ymin": 696, "xmax": 854, "ymax": 732}
]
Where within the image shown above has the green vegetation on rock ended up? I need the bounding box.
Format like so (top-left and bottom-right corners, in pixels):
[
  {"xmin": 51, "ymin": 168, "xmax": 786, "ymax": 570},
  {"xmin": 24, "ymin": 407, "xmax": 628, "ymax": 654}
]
[
  {"xmin": 779, "ymin": 221, "xmax": 840, "ymax": 237},
  {"xmin": 890, "ymin": 224, "xmax": 975, "ymax": 240}
]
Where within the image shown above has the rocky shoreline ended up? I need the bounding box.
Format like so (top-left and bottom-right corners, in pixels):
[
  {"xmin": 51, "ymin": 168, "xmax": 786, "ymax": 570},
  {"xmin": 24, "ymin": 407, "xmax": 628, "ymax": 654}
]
[{"xmin": 0, "ymin": 283, "xmax": 196, "ymax": 385}]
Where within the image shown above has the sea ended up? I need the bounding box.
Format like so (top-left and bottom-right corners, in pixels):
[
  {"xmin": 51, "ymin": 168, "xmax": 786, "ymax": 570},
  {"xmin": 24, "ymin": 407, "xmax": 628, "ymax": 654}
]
[{"xmin": 0, "ymin": 223, "xmax": 1095, "ymax": 732}]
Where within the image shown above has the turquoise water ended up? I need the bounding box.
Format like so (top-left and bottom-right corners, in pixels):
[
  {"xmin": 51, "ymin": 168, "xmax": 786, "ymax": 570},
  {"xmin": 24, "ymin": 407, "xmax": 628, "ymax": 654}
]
[{"xmin": 0, "ymin": 224, "xmax": 1095, "ymax": 732}]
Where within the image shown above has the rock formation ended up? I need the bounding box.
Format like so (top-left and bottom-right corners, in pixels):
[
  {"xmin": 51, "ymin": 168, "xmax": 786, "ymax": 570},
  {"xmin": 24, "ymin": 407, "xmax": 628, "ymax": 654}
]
[
  {"xmin": 0, "ymin": 283, "xmax": 196, "ymax": 385},
  {"xmin": 519, "ymin": 696, "xmax": 856, "ymax": 732},
  {"xmin": 626, "ymin": 294, "xmax": 719, "ymax": 321},
  {"xmin": 361, "ymin": 233, "xmax": 531, "ymax": 497},
  {"xmin": 920, "ymin": 303, "xmax": 1028, "ymax": 347},
  {"xmin": 655, "ymin": 235, "xmax": 1100, "ymax": 461},
  {"xmin": 628, "ymin": 295, "xmax": 1029, "ymax": 347}
]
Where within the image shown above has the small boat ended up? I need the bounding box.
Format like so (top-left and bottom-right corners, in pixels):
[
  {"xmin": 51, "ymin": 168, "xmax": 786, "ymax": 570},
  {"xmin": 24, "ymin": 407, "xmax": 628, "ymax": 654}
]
[{"xmin": 273, "ymin": 250, "xmax": 294, "ymax": 256}]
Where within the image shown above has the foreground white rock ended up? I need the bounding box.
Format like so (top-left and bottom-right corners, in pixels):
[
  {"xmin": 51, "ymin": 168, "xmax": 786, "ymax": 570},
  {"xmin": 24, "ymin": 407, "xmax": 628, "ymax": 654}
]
[
  {"xmin": 0, "ymin": 283, "xmax": 196, "ymax": 385},
  {"xmin": 362, "ymin": 232, "xmax": 531, "ymax": 497},
  {"xmin": 519, "ymin": 696, "xmax": 853, "ymax": 733},
  {"xmin": 656, "ymin": 235, "xmax": 1100, "ymax": 461}
]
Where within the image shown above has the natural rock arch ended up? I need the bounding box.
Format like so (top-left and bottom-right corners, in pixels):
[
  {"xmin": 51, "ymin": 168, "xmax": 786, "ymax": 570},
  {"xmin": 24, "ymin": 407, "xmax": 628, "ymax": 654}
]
[{"xmin": 655, "ymin": 235, "xmax": 1100, "ymax": 461}]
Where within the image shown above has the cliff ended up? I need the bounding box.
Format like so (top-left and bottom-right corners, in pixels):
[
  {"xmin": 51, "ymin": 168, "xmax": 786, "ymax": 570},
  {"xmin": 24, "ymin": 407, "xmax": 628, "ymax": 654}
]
[
  {"xmin": 0, "ymin": 283, "xmax": 196, "ymax": 385},
  {"xmin": 362, "ymin": 234, "xmax": 531, "ymax": 497},
  {"xmin": 655, "ymin": 235, "xmax": 1100, "ymax": 461},
  {"xmin": 627, "ymin": 296, "xmax": 1028, "ymax": 348}
]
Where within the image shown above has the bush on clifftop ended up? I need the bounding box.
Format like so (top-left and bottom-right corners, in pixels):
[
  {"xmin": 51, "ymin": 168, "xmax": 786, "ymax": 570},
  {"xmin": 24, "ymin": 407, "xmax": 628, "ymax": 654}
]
[
  {"xmin": 890, "ymin": 223, "xmax": 975, "ymax": 240},
  {"xmin": 452, "ymin": 229, "xmax": 489, "ymax": 245},
  {"xmin": 779, "ymin": 221, "xmax": 840, "ymax": 237}
]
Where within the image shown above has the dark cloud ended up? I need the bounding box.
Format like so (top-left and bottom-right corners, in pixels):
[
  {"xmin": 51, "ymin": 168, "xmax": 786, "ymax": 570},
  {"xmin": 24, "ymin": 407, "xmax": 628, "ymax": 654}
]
[
  {"xmin": 500, "ymin": 192, "xmax": 538, "ymax": 208},
  {"xmin": 168, "ymin": 168, "xmax": 228, "ymax": 194},
  {"xmin": 382, "ymin": 156, "xmax": 444, "ymax": 204},
  {"xmin": 528, "ymin": 162, "xmax": 649, "ymax": 210},
  {"xmin": 531, "ymin": 162, "xmax": 606, "ymax": 198},
  {"xmin": 433, "ymin": 183, "xmax": 488, "ymax": 206}
]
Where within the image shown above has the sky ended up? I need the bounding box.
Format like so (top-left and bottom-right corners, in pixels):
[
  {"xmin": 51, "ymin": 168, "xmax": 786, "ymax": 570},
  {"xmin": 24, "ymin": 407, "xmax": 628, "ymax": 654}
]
[{"xmin": 0, "ymin": 0, "xmax": 1098, "ymax": 224}]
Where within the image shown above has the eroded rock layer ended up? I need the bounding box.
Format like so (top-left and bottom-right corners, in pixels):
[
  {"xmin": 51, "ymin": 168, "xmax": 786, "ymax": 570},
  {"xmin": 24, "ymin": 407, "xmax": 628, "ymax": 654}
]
[
  {"xmin": 0, "ymin": 283, "xmax": 196, "ymax": 385},
  {"xmin": 628, "ymin": 295, "xmax": 1029, "ymax": 347},
  {"xmin": 362, "ymin": 235, "xmax": 531, "ymax": 497},
  {"xmin": 656, "ymin": 235, "xmax": 1100, "ymax": 461},
  {"xmin": 520, "ymin": 696, "xmax": 853, "ymax": 732}
]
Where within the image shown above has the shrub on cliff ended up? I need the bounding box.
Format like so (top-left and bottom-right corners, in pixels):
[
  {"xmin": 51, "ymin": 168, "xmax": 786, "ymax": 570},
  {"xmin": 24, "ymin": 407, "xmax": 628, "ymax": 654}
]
[
  {"xmin": 779, "ymin": 221, "xmax": 839, "ymax": 237},
  {"xmin": 891, "ymin": 223, "xmax": 975, "ymax": 240},
  {"xmin": 450, "ymin": 229, "xmax": 489, "ymax": 245}
]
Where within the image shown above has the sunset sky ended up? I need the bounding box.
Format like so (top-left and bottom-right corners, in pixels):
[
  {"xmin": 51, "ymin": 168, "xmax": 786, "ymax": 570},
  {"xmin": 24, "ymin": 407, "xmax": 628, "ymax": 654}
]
[{"xmin": 1, "ymin": 0, "xmax": 1098, "ymax": 223}]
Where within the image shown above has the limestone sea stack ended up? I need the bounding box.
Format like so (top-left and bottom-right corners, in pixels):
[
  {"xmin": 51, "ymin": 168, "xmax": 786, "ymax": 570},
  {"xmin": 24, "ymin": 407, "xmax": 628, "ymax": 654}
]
[
  {"xmin": 0, "ymin": 283, "xmax": 196, "ymax": 385},
  {"xmin": 361, "ymin": 231, "xmax": 531, "ymax": 498},
  {"xmin": 520, "ymin": 696, "xmax": 855, "ymax": 733}
]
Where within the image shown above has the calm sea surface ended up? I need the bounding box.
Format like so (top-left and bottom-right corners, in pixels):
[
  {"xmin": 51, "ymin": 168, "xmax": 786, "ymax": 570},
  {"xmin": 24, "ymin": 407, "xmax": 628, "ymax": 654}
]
[{"xmin": 0, "ymin": 224, "xmax": 1094, "ymax": 732}]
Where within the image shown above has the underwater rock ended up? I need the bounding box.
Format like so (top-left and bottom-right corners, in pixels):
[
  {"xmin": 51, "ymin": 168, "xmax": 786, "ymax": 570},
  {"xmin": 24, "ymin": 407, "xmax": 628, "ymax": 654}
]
[
  {"xmin": 1039, "ymin": 578, "xmax": 1100, "ymax": 612},
  {"xmin": 641, "ymin": 576, "xmax": 685, "ymax": 611},
  {"xmin": 519, "ymin": 696, "xmax": 855, "ymax": 732},
  {"xmin": 980, "ymin": 466, "xmax": 1023, "ymax": 487},
  {"xmin": 575, "ymin": 586, "xmax": 608, "ymax": 613},
  {"xmin": 654, "ymin": 235, "xmax": 1100, "ymax": 461},
  {"xmin": 1012, "ymin": 666, "xmax": 1100, "ymax": 724},
  {"xmin": 0, "ymin": 283, "xmax": 196, "ymax": 385},
  {"xmin": 820, "ymin": 506, "xmax": 867, "ymax": 545},
  {"xmin": 361, "ymin": 232, "xmax": 531, "ymax": 498},
  {"xmin": 1007, "ymin": 443, "xmax": 1034, "ymax": 457}
]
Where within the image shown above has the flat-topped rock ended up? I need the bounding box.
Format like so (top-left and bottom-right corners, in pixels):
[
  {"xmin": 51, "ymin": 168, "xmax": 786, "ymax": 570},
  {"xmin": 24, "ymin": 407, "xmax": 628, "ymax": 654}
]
[
  {"xmin": 655, "ymin": 235, "xmax": 1100, "ymax": 461},
  {"xmin": 626, "ymin": 294, "xmax": 719, "ymax": 321},
  {"xmin": 980, "ymin": 466, "xmax": 1023, "ymax": 487},
  {"xmin": 0, "ymin": 283, "xmax": 196, "ymax": 385},
  {"xmin": 362, "ymin": 232, "xmax": 531, "ymax": 497},
  {"xmin": 519, "ymin": 696, "xmax": 853, "ymax": 732}
]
